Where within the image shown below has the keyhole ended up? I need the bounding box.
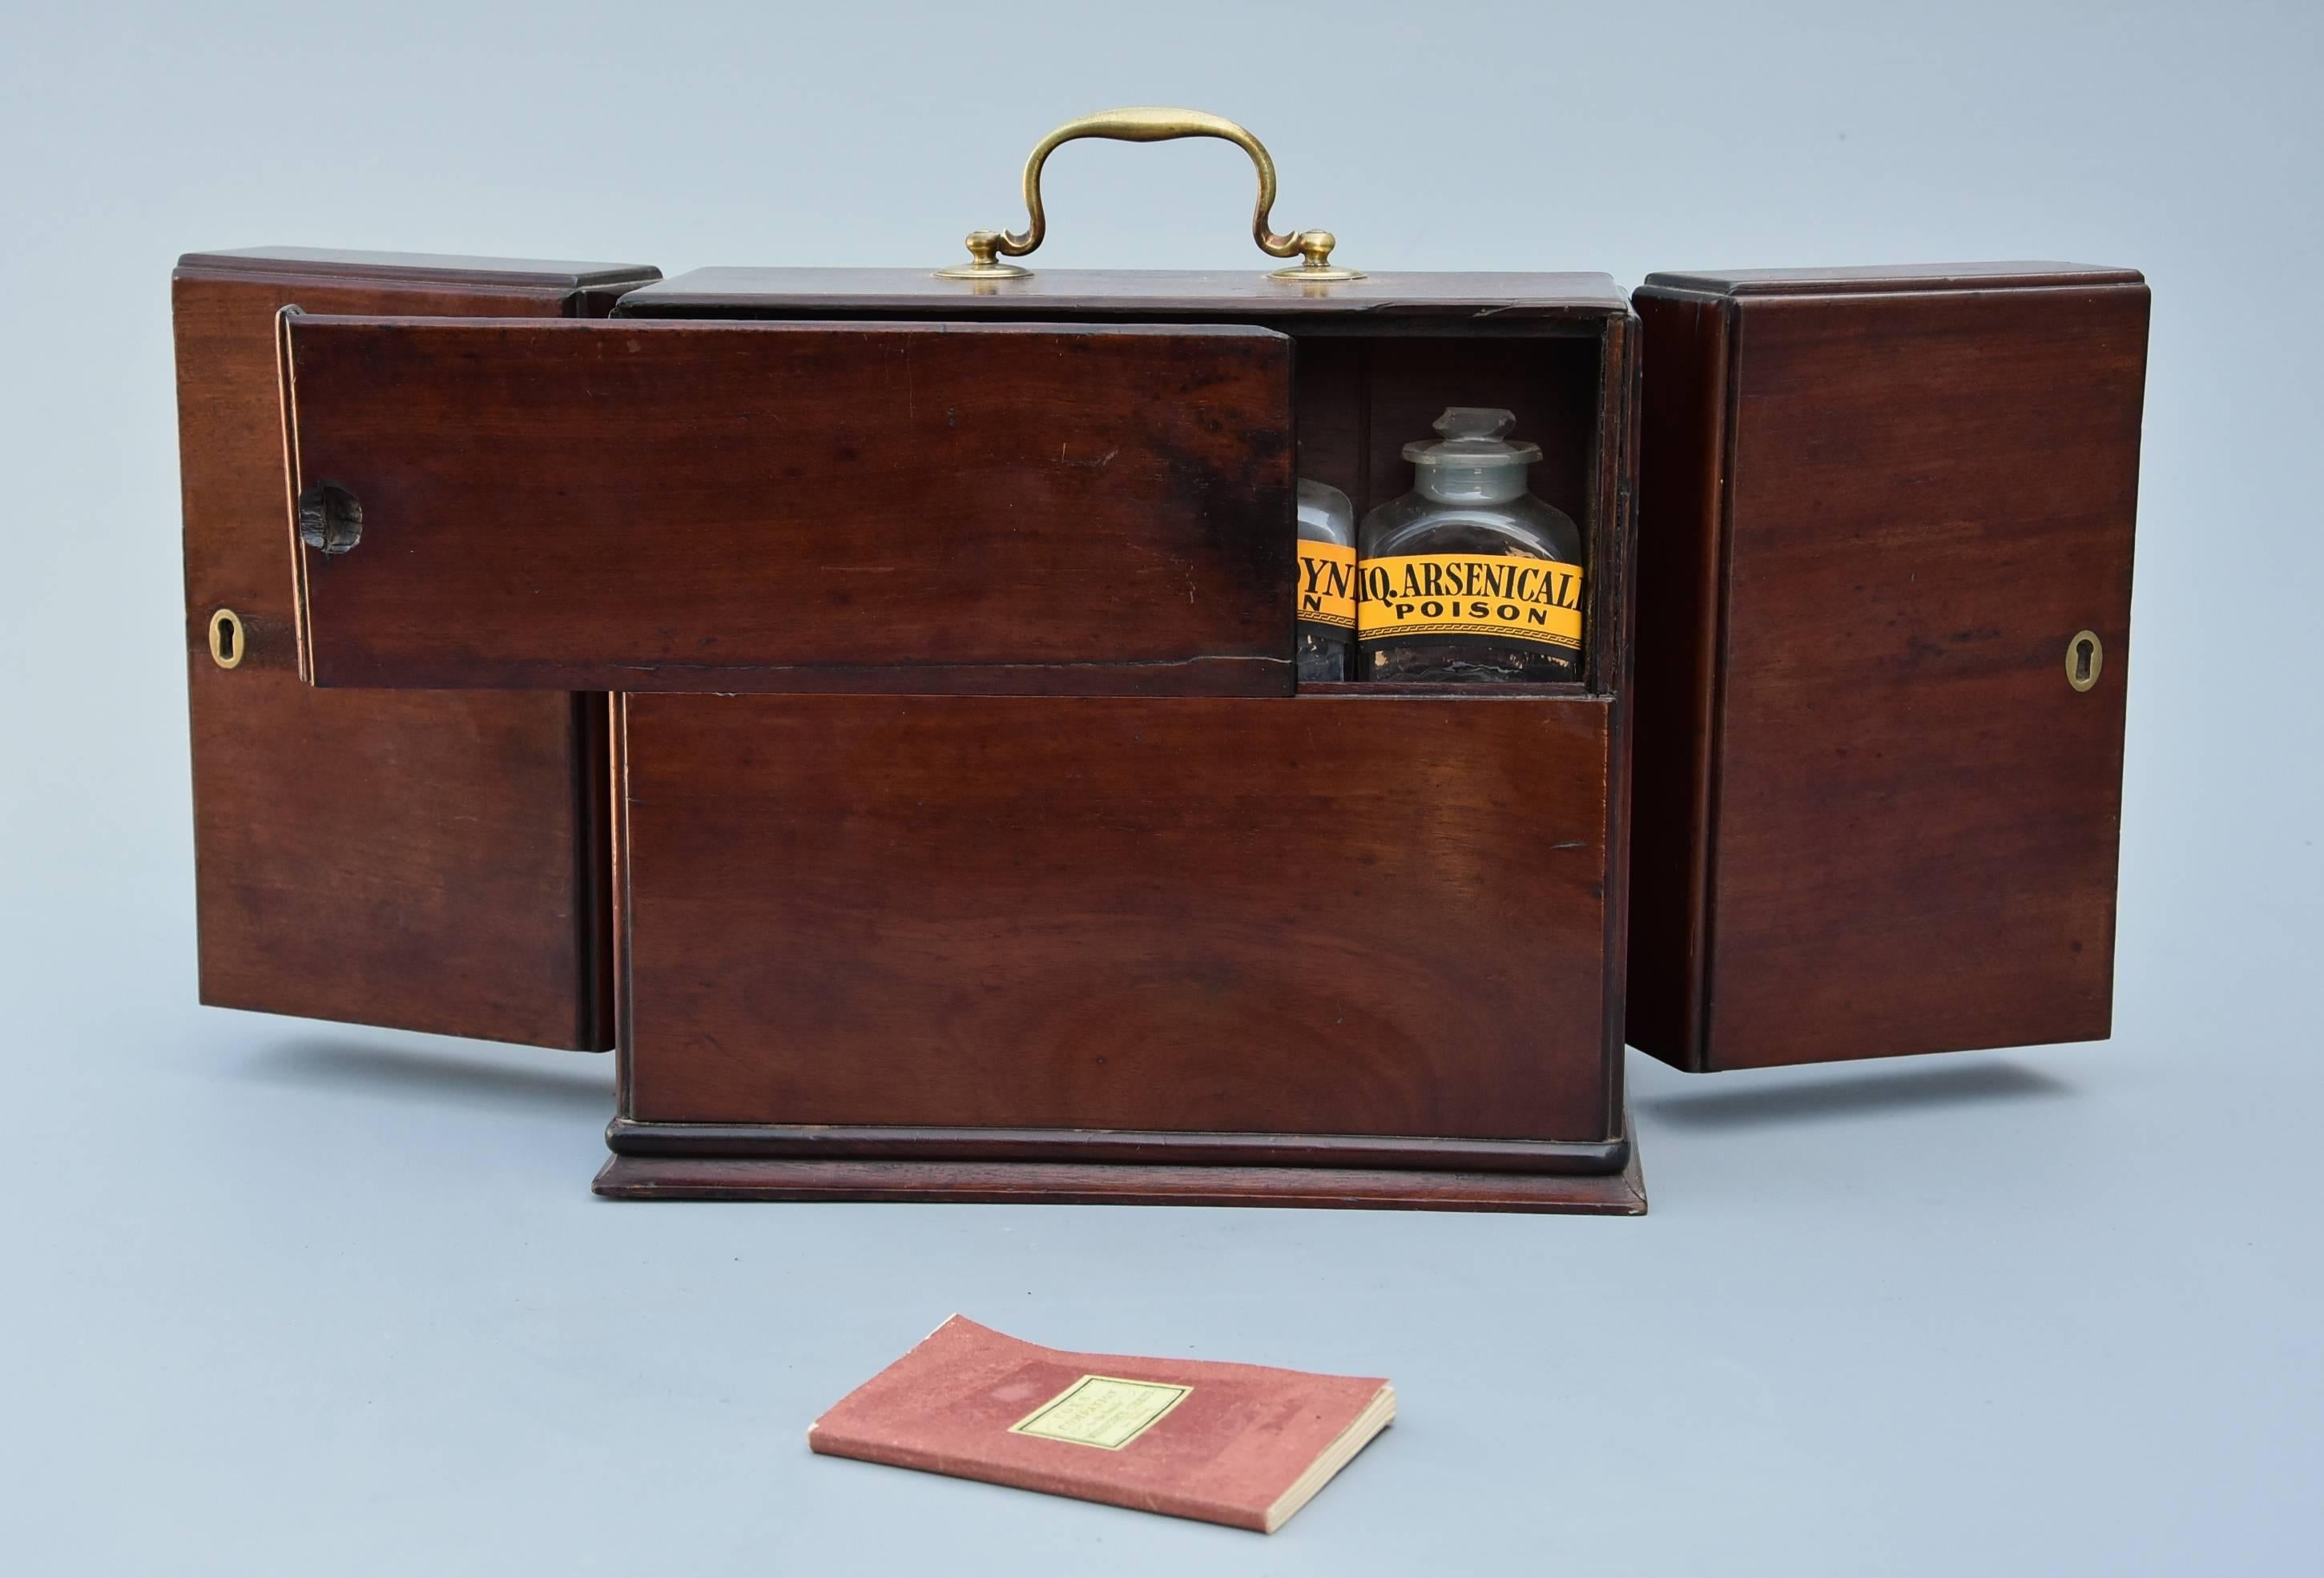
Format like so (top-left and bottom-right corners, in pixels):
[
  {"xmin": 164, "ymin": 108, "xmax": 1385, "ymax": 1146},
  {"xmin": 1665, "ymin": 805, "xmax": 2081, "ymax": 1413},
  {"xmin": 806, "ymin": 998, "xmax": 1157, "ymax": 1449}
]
[
  {"xmin": 2065, "ymin": 629, "xmax": 2103, "ymax": 692},
  {"xmin": 208, "ymin": 608, "xmax": 245, "ymax": 670}
]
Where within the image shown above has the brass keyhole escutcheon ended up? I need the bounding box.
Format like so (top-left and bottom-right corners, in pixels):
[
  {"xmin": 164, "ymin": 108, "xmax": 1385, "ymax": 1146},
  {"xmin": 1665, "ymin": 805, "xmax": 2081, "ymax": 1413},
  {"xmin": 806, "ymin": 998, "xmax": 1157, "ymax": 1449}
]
[
  {"xmin": 2066, "ymin": 630, "xmax": 2103, "ymax": 692},
  {"xmin": 208, "ymin": 608, "xmax": 245, "ymax": 670}
]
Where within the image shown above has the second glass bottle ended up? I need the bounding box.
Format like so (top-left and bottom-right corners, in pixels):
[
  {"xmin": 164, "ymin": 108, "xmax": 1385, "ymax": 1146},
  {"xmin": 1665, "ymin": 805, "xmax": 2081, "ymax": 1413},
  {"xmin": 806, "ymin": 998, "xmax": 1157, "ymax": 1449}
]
[{"xmin": 1356, "ymin": 408, "xmax": 1585, "ymax": 683}]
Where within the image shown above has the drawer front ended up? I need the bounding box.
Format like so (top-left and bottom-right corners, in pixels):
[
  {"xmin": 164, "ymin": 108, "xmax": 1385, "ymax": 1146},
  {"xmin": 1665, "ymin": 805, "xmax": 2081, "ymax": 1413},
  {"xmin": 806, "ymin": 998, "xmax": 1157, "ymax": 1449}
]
[
  {"xmin": 614, "ymin": 693, "xmax": 1622, "ymax": 1152},
  {"xmin": 283, "ymin": 317, "xmax": 1295, "ymax": 696}
]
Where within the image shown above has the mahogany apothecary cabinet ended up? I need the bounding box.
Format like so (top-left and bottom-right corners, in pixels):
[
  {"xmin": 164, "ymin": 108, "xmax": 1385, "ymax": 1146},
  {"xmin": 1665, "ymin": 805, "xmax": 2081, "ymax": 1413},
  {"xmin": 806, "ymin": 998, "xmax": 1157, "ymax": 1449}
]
[{"xmin": 174, "ymin": 113, "xmax": 2146, "ymax": 1214}]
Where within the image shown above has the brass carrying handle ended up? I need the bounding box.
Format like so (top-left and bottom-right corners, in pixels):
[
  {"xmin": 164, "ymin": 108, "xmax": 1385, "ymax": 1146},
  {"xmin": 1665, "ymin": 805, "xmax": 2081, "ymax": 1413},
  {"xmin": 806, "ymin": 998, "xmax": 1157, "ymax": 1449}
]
[{"xmin": 937, "ymin": 107, "xmax": 1360, "ymax": 283}]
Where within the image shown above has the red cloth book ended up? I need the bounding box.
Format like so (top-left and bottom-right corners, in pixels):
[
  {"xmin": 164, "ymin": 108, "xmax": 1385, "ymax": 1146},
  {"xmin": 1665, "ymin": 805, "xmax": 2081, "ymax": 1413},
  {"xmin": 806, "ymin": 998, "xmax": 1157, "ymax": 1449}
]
[{"xmin": 808, "ymin": 1314, "xmax": 1396, "ymax": 1533}]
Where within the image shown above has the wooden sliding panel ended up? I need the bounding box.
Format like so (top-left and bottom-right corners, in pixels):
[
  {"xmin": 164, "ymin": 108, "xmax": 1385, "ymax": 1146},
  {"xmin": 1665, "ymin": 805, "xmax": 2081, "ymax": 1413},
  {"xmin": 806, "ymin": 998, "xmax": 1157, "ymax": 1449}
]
[
  {"xmin": 611, "ymin": 692, "xmax": 1624, "ymax": 1160},
  {"xmin": 175, "ymin": 248, "xmax": 657, "ymax": 1049},
  {"xmin": 281, "ymin": 318, "xmax": 1296, "ymax": 697}
]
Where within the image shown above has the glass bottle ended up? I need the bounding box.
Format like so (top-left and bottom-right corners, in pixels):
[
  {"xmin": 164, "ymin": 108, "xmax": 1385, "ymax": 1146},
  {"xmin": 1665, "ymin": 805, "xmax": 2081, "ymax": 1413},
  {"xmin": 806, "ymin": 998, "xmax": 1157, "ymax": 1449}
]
[
  {"xmin": 1294, "ymin": 478, "xmax": 1357, "ymax": 682},
  {"xmin": 1356, "ymin": 408, "xmax": 1585, "ymax": 683}
]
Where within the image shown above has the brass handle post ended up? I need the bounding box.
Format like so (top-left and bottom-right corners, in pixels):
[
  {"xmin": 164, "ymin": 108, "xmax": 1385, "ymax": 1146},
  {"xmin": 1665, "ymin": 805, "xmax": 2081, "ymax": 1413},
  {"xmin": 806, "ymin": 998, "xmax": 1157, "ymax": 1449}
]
[{"xmin": 938, "ymin": 107, "xmax": 1359, "ymax": 283}]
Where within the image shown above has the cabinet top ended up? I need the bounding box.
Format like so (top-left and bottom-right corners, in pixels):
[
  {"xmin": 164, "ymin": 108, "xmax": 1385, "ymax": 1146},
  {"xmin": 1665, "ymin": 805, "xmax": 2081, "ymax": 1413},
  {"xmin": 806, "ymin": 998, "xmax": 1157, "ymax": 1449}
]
[
  {"xmin": 175, "ymin": 247, "xmax": 662, "ymax": 290},
  {"xmin": 619, "ymin": 268, "xmax": 1629, "ymax": 320},
  {"xmin": 1641, "ymin": 261, "xmax": 2142, "ymax": 297}
]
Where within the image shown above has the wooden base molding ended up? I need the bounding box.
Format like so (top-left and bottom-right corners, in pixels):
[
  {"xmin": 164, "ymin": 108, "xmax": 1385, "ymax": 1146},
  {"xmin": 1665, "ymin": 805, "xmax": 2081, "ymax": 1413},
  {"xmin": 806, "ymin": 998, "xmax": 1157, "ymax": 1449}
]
[
  {"xmin": 602, "ymin": 1117, "xmax": 1629, "ymax": 1174},
  {"xmin": 592, "ymin": 1113, "xmax": 1645, "ymax": 1216}
]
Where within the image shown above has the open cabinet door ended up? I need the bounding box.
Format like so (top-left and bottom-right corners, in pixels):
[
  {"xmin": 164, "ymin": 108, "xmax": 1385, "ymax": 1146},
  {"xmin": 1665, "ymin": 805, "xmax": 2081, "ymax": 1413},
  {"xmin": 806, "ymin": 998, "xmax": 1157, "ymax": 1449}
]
[
  {"xmin": 175, "ymin": 249, "xmax": 657, "ymax": 1049},
  {"xmin": 1626, "ymin": 264, "xmax": 2148, "ymax": 1071}
]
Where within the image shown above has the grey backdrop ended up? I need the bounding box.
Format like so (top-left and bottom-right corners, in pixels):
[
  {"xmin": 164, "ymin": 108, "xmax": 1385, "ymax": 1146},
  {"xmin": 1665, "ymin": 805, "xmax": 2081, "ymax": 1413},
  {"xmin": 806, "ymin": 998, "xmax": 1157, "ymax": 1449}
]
[{"xmin": 4, "ymin": 2, "xmax": 2318, "ymax": 1572}]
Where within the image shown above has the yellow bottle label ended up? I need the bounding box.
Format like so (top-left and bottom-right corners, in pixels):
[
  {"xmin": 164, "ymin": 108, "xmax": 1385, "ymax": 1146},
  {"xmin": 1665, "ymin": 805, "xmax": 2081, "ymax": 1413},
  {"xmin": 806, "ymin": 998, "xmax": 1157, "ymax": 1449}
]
[
  {"xmin": 1355, "ymin": 553, "xmax": 1585, "ymax": 650},
  {"xmin": 1296, "ymin": 540, "xmax": 1358, "ymax": 630}
]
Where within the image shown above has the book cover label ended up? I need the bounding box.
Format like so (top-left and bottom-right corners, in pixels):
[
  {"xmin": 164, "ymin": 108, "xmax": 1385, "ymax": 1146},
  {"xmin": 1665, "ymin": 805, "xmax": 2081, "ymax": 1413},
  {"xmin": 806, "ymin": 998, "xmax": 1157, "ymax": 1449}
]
[{"xmin": 1009, "ymin": 1375, "xmax": 1192, "ymax": 1450}]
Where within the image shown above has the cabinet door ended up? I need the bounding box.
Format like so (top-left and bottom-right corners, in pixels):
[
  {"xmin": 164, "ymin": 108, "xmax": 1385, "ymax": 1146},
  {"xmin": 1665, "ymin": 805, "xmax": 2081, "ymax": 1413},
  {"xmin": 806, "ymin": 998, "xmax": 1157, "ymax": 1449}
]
[
  {"xmin": 1628, "ymin": 264, "xmax": 2147, "ymax": 1070},
  {"xmin": 279, "ymin": 316, "xmax": 1295, "ymax": 698},
  {"xmin": 177, "ymin": 249, "xmax": 656, "ymax": 1049}
]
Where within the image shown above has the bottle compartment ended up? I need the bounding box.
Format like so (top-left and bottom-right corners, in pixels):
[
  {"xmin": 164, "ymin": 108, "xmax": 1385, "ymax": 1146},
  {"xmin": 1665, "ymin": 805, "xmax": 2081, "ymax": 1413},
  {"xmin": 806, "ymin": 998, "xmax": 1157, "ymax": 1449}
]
[{"xmin": 1291, "ymin": 327, "xmax": 1619, "ymax": 696}]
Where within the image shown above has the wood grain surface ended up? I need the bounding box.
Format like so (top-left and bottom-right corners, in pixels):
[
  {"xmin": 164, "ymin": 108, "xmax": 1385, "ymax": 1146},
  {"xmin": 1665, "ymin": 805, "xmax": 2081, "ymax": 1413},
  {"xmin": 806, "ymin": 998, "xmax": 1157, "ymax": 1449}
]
[
  {"xmin": 1628, "ymin": 266, "xmax": 2147, "ymax": 1069},
  {"xmin": 614, "ymin": 691, "xmax": 1622, "ymax": 1148},
  {"xmin": 284, "ymin": 316, "xmax": 1295, "ymax": 695},
  {"xmin": 176, "ymin": 249, "xmax": 654, "ymax": 1047}
]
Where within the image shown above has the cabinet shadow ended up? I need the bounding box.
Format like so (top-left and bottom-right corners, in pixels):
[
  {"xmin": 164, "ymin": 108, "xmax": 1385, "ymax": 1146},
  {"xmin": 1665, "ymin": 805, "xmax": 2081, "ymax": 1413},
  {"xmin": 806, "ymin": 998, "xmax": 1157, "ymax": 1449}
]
[
  {"xmin": 1634, "ymin": 1056, "xmax": 2076, "ymax": 1132},
  {"xmin": 235, "ymin": 1037, "xmax": 614, "ymax": 1120}
]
